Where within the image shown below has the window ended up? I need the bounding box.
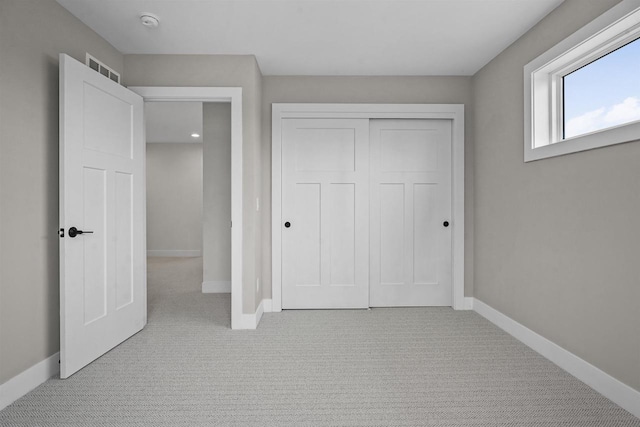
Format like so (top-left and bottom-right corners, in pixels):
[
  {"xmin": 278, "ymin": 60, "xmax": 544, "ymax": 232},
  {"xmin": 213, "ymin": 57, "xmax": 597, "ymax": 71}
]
[
  {"xmin": 524, "ymin": 0, "xmax": 640, "ymax": 162},
  {"xmin": 564, "ymin": 37, "xmax": 640, "ymax": 139}
]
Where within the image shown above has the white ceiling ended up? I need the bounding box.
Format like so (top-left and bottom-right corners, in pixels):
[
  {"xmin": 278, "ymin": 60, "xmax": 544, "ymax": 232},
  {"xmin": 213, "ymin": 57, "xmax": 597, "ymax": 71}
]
[
  {"xmin": 145, "ymin": 102, "xmax": 203, "ymax": 143},
  {"xmin": 56, "ymin": 0, "xmax": 564, "ymax": 76}
]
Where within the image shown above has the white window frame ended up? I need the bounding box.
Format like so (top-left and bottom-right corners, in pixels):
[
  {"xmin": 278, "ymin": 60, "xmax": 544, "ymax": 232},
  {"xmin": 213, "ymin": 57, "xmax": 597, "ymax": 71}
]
[
  {"xmin": 271, "ymin": 103, "xmax": 465, "ymax": 311},
  {"xmin": 524, "ymin": 0, "xmax": 640, "ymax": 162}
]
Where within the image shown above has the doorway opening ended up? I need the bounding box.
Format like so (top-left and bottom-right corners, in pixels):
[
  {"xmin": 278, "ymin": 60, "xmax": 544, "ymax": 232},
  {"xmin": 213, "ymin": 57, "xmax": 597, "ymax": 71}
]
[
  {"xmin": 144, "ymin": 101, "xmax": 206, "ymax": 308},
  {"xmin": 131, "ymin": 87, "xmax": 244, "ymax": 329}
]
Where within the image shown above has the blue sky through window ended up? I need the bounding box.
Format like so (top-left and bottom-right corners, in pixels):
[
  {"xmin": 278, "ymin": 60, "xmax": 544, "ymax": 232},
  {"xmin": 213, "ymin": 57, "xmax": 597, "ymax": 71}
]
[{"xmin": 563, "ymin": 37, "xmax": 640, "ymax": 138}]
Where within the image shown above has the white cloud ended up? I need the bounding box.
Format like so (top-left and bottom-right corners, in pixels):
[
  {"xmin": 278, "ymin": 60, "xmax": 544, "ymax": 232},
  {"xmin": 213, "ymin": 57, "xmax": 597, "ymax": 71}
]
[
  {"xmin": 565, "ymin": 107, "xmax": 605, "ymax": 138},
  {"xmin": 565, "ymin": 96, "xmax": 640, "ymax": 138},
  {"xmin": 604, "ymin": 97, "xmax": 640, "ymax": 125}
]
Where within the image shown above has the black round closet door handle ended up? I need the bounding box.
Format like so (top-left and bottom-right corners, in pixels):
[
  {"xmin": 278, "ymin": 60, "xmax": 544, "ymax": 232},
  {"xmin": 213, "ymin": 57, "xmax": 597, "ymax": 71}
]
[
  {"xmin": 443, "ymin": 221, "xmax": 449, "ymax": 227},
  {"xmin": 284, "ymin": 222, "xmax": 291, "ymax": 228}
]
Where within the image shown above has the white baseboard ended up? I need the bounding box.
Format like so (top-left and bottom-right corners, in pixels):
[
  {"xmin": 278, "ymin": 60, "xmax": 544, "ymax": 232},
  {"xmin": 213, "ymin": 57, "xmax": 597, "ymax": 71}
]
[
  {"xmin": 232, "ymin": 299, "xmax": 265, "ymax": 330},
  {"xmin": 473, "ymin": 298, "xmax": 640, "ymax": 419},
  {"xmin": 0, "ymin": 352, "xmax": 59, "ymax": 411},
  {"xmin": 147, "ymin": 250, "xmax": 202, "ymax": 257},
  {"xmin": 263, "ymin": 299, "xmax": 273, "ymax": 313},
  {"xmin": 463, "ymin": 297, "xmax": 474, "ymax": 310},
  {"xmin": 202, "ymin": 281, "xmax": 231, "ymax": 293},
  {"xmin": 254, "ymin": 299, "xmax": 265, "ymax": 326}
]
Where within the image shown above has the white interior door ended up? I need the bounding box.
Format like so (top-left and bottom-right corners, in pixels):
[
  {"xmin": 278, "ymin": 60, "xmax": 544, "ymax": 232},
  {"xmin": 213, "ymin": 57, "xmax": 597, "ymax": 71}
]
[
  {"xmin": 369, "ymin": 119, "xmax": 452, "ymax": 306},
  {"xmin": 281, "ymin": 118, "xmax": 369, "ymax": 309},
  {"xmin": 59, "ymin": 54, "xmax": 146, "ymax": 378}
]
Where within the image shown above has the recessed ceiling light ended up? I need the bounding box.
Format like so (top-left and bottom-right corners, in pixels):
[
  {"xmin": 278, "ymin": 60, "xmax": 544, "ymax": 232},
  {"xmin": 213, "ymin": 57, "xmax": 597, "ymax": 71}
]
[
  {"xmin": 191, "ymin": 133, "xmax": 200, "ymax": 138},
  {"xmin": 140, "ymin": 13, "xmax": 160, "ymax": 28}
]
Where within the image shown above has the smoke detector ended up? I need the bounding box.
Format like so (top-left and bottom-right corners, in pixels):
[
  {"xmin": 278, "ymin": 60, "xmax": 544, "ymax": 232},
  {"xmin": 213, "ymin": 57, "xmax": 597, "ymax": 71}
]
[{"xmin": 140, "ymin": 13, "xmax": 160, "ymax": 28}]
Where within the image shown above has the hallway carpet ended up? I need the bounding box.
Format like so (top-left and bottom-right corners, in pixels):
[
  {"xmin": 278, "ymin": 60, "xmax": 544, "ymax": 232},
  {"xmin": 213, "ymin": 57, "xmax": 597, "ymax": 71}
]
[{"xmin": 1, "ymin": 257, "xmax": 638, "ymax": 426}]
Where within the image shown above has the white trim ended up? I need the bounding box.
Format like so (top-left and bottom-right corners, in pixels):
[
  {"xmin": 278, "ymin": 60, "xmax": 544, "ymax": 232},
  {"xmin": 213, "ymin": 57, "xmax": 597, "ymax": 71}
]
[
  {"xmin": 234, "ymin": 299, "xmax": 265, "ymax": 330},
  {"xmin": 271, "ymin": 103, "xmax": 465, "ymax": 312},
  {"xmin": 271, "ymin": 108, "xmax": 283, "ymax": 313},
  {"xmin": 463, "ymin": 297, "xmax": 474, "ymax": 310},
  {"xmin": 524, "ymin": 0, "xmax": 640, "ymax": 162},
  {"xmin": 0, "ymin": 352, "xmax": 60, "ymax": 411},
  {"xmin": 473, "ymin": 298, "xmax": 640, "ymax": 418},
  {"xmin": 147, "ymin": 250, "xmax": 202, "ymax": 257},
  {"xmin": 262, "ymin": 298, "xmax": 273, "ymax": 313},
  {"xmin": 202, "ymin": 281, "xmax": 231, "ymax": 293},
  {"xmin": 128, "ymin": 86, "xmax": 240, "ymax": 102},
  {"xmin": 255, "ymin": 299, "xmax": 264, "ymax": 325},
  {"xmin": 129, "ymin": 87, "xmax": 244, "ymax": 330}
]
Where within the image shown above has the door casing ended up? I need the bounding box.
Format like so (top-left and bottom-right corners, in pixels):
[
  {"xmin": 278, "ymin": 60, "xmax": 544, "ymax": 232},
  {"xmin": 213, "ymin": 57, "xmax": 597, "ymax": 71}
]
[
  {"xmin": 272, "ymin": 104, "xmax": 465, "ymax": 311},
  {"xmin": 129, "ymin": 87, "xmax": 247, "ymax": 329}
]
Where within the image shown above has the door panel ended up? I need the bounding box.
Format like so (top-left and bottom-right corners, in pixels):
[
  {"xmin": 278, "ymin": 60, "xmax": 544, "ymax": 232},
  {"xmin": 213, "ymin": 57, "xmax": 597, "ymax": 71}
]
[
  {"xmin": 83, "ymin": 83, "xmax": 134, "ymax": 158},
  {"xmin": 60, "ymin": 54, "xmax": 145, "ymax": 378},
  {"xmin": 82, "ymin": 167, "xmax": 108, "ymax": 324},
  {"xmin": 294, "ymin": 128, "xmax": 356, "ymax": 172},
  {"xmin": 328, "ymin": 183, "xmax": 356, "ymax": 285},
  {"xmin": 413, "ymin": 183, "xmax": 438, "ymax": 284},
  {"xmin": 281, "ymin": 119, "xmax": 369, "ymax": 309},
  {"xmin": 293, "ymin": 183, "xmax": 321, "ymax": 286},
  {"xmin": 370, "ymin": 119, "xmax": 452, "ymax": 307},
  {"xmin": 379, "ymin": 130, "xmax": 438, "ymax": 172},
  {"xmin": 115, "ymin": 172, "xmax": 134, "ymax": 310},
  {"xmin": 379, "ymin": 183, "xmax": 405, "ymax": 285}
]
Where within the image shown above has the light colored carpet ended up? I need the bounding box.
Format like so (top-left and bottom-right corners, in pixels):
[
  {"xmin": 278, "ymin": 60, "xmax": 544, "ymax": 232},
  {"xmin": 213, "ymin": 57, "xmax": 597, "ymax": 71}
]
[{"xmin": 1, "ymin": 256, "xmax": 638, "ymax": 426}]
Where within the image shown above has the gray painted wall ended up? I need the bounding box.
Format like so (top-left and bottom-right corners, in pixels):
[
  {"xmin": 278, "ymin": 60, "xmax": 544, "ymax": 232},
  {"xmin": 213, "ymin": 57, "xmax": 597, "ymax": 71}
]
[
  {"xmin": 261, "ymin": 76, "xmax": 475, "ymax": 301},
  {"xmin": 146, "ymin": 143, "xmax": 203, "ymax": 254},
  {"xmin": 203, "ymin": 104, "xmax": 232, "ymax": 284},
  {"xmin": 0, "ymin": 0, "xmax": 124, "ymax": 384},
  {"xmin": 472, "ymin": 0, "xmax": 640, "ymax": 391},
  {"xmin": 124, "ymin": 55, "xmax": 263, "ymax": 313}
]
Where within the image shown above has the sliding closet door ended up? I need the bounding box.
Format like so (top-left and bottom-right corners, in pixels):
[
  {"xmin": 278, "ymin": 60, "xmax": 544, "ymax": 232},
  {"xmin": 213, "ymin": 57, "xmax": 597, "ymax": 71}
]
[
  {"xmin": 281, "ymin": 119, "xmax": 370, "ymax": 309},
  {"xmin": 369, "ymin": 119, "xmax": 452, "ymax": 307}
]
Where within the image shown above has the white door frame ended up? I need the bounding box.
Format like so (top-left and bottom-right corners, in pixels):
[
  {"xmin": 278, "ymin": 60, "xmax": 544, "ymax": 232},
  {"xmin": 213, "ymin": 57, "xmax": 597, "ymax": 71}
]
[
  {"xmin": 129, "ymin": 86, "xmax": 244, "ymax": 329},
  {"xmin": 272, "ymin": 103, "xmax": 465, "ymax": 311}
]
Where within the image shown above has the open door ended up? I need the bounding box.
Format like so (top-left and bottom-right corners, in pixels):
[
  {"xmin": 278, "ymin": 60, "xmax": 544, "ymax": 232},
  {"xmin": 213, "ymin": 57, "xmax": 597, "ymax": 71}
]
[{"xmin": 59, "ymin": 54, "xmax": 146, "ymax": 378}]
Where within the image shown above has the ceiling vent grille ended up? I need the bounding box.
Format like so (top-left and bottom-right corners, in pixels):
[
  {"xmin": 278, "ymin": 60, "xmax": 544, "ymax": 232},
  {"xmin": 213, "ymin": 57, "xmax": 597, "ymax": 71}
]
[{"xmin": 85, "ymin": 53, "xmax": 120, "ymax": 84}]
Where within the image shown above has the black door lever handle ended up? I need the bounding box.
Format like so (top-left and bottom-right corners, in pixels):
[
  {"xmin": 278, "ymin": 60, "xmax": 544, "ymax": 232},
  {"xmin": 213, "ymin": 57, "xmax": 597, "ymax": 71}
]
[{"xmin": 68, "ymin": 227, "xmax": 93, "ymax": 238}]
